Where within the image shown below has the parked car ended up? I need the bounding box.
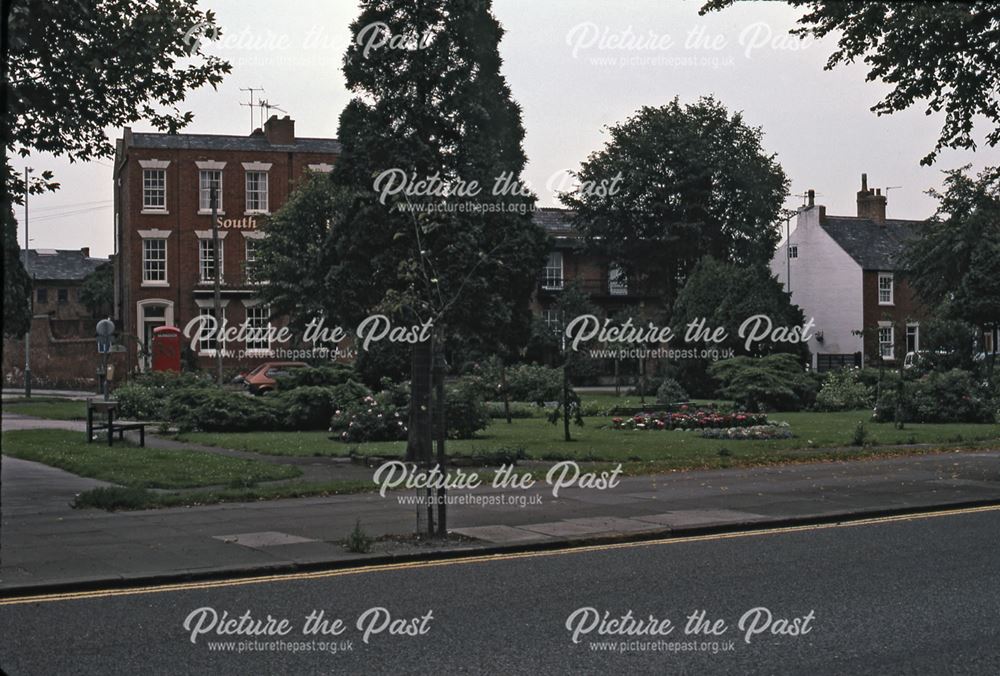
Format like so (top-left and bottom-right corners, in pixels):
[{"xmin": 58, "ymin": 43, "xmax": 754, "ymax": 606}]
[{"xmin": 237, "ymin": 361, "xmax": 308, "ymax": 395}]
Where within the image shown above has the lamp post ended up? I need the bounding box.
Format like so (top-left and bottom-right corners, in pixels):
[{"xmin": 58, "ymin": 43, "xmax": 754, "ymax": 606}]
[
  {"xmin": 24, "ymin": 166, "xmax": 31, "ymax": 398},
  {"xmin": 211, "ymin": 184, "xmax": 223, "ymax": 385}
]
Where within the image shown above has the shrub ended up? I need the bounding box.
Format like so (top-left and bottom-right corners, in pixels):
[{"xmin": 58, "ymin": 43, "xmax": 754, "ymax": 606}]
[
  {"xmin": 445, "ymin": 378, "xmax": 491, "ymax": 439},
  {"xmin": 503, "ymin": 364, "xmax": 564, "ymax": 403},
  {"xmin": 875, "ymin": 369, "xmax": 995, "ymax": 423},
  {"xmin": 115, "ymin": 383, "xmax": 160, "ymax": 420},
  {"xmin": 274, "ymin": 364, "xmax": 358, "ymax": 390},
  {"xmin": 485, "ymin": 401, "xmax": 541, "ymax": 419},
  {"xmin": 331, "ymin": 394, "xmax": 407, "ymax": 443},
  {"xmin": 164, "ymin": 387, "xmax": 280, "ymax": 433},
  {"xmin": 274, "ymin": 386, "xmax": 337, "ymax": 430},
  {"xmin": 815, "ymin": 368, "xmax": 872, "ymax": 411},
  {"xmin": 851, "ymin": 420, "xmax": 869, "ymax": 446},
  {"xmin": 700, "ymin": 423, "xmax": 793, "ymax": 440},
  {"xmin": 612, "ymin": 408, "xmax": 769, "ymax": 431},
  {"xmin": 655, "ymin": 378, "xmax": 689, "ymax": 405},
  {"xmin": 709, "ymin": 354, "xmax": 817, "ymax": 412},
  {"xmin": 627, "ymin": 376, "xmax": 663, "ymax": 397}
]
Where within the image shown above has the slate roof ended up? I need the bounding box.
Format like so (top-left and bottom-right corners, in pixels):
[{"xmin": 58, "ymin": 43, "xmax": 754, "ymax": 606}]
[
  {"xmin": 819, "ymin": 216, "xmax": 925, "ymax": 270},
  {"xmin": 532, "ymin": 207, "xmax": 577, "ymax": 235},
  {"xmin": 20, "ymin": 250, "xmax": 108, "ymax": 281},
  {"xmin": 130, "ymin": 131, "xmax": 342, "ymax": 154}
]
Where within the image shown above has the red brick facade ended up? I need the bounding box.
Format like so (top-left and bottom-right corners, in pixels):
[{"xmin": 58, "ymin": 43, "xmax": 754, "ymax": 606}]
[{"xmin": 113, "ymin": 116, "xmax": 340, "ymax": 375}]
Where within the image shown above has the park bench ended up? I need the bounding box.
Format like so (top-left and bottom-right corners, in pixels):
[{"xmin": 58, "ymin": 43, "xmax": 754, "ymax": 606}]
[{"xmin": 86, "ymin": 398, "xmax": 147, "ymax": 447}]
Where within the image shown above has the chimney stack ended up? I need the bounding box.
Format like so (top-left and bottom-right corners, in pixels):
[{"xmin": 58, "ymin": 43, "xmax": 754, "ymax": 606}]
[
  {"xmin": 856, "ymin": 172, "xmax": 886, "ymax": 223},
  {"xmin": 264, "ymin": 115, "xmax": 295, "ymax": 145}
]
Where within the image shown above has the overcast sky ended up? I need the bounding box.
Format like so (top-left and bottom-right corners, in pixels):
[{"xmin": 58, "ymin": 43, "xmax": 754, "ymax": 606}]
[{"xmin": 16, "ymin": 0, "xmax": 997, "ymax": 258}]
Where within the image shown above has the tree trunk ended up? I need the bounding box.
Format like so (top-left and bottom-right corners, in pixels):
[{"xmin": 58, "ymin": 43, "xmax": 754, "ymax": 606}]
[
  {"xmin": 501, "ymin": 362, "xmax": 511, "ymax": 424},
  {"xmin": 563, "ymin": 361, "xmax": 571, "ymax": 442},
  {"xmin": 406, "ymin": 341, "xmax": 434, "ymax": 462},
  {"xmin": 434, "ymin": 341, "xmax": 447, "ymax": 536}
]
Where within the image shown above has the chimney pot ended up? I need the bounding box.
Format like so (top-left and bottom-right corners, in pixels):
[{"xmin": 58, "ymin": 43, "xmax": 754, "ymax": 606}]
[
  {"xmin": 861, "ymin": 173, "xmax": 868, "ymax": 192},
  {"xmin": 80, "ymin": 247, "xmax": 90, "ymax": 257},
  {"xmin": 807, "ymin": 189, "xmax": 815, "ymax": 207}
]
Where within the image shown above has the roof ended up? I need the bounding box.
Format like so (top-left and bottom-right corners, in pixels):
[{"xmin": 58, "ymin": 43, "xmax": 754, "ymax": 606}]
[
  {"xmin": 130, "ymin": 131, "xmax": 342, "ymax": 155},
  {"xmin": 20, "ymin": 249, "xmax": 108, "ymax": 281},
  {"xmin": 819, "ymin": 216, "xmax": 925, "ymax": 270},
  {"xmin": 532, "ymin": 207, "xmax": 577, "ymax": 235}
]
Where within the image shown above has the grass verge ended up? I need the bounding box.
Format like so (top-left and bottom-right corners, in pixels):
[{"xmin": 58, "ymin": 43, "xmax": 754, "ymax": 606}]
[
  {"xmin": 3, "ymin": 397, "xmax": 88, "ymax": 420},
  {"xmin": 1, "ymin": 429, "xmax": 300, "ymax": 489},
  {"xmin": 72, "ymin": 480, "xmax": 372, "ymax": 511}
]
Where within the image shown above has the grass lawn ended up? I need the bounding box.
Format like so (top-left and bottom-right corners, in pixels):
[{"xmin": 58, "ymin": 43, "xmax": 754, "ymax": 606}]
[
  {"xmin": 178, "ymin": 410, "xmax": 1000, "ymax": 468},
  {"xmin": 1, "ymin": 429, "xmax": 301, "ymax": 489},
  {"xmin": 3, "ymin": 397, "xmax": 88, "ymax": 420}
]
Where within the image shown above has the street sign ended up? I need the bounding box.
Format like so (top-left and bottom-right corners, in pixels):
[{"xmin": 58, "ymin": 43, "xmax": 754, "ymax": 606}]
[{"xmin": 96, "ymin": 318, "xmax": 115, "ymax": 354}]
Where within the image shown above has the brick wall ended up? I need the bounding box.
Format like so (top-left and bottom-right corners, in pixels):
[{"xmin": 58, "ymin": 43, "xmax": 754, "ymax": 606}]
[{"xmin": 861, "ymin": 270, "xmax": 926, "ymax": 365}]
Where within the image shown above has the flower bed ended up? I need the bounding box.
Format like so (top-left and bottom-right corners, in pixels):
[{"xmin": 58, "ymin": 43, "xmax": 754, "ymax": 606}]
[
  {"xmin": 611, "ymin": 407, "xmax": 768, "ymax": 431},
  {"xmin": 700, "ymin": 423, "xmax": 793, "ymax": 440}
]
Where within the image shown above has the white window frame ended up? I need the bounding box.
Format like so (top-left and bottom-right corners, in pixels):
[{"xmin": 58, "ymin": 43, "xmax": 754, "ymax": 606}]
[
  {"xmin": 878, "ymin": 272, "xmax": 894, "ymax": 305},
  {"xmin": 543, "ymin": 251, "xmax": 563, "ymax": 290},
  {"xmin": 199, "ymin": 238, "xmax": 224, "ymax": 284},
  {"xmin": 198, "ymin": 169, "xmax": 224, "ymax": 214},
  {"xmin": 542, "ymin": 309, "xmax": 560, "ymax": 331},
  {"xmin": 244, "ymin": 303, "xmax": 272, "ymax": 353},
  {"xmin": 878, "ymin": 322, "xmax": 895, "ymax": 360},
  {"xmin": 142, "ymin": 169, "xmax": 167, "ymax": 212},
  {"xmin": 194, "ymin": 299, "xmax": 230, "ymax": 356},
  {"xmin": 906, "ymin": 322, "xmax": 920, "ymax": 354},
  {"xmin": 142, "ymin": 238, "xmax": 168, "ymax": 286},
  {"xmin": 243, "ymin": 163, "xmax": 272, "ymax": 214}
]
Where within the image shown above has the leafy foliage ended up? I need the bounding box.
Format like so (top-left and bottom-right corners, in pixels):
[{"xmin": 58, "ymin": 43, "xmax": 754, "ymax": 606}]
[
  {"xmin": 79, "ymin": 262, "xmax": 114, "ymax": 317},
  {"xmin": 874, "ymin": 369, "xmax": 996, "ymax": 424},
  {"xmin": 561, "ymin": 97, "xmax": 788, "ymax": 306},
  {"xmin": 655, "ymin": 378, "xmax": 689, "ymax": 405},
  {"xmin": 815, "ymin": 369, "xmax": 873, "ymax": 412},
  {"xmin": 3, "ymin": 205, "xmax": 31, "ymax": 337},
  {"xmin": 709, "ymin": 354, "xmax": 819, "ymax": 412},
  {"xmin": 4, "ymin": 0, "xmax": 229, "ymax": 199},
  {"xmin": 701, "ymin": 1, "xmax": 1000, "ymax": 164}
]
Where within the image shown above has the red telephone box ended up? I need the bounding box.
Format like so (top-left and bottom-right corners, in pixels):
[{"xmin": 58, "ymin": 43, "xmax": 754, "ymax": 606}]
[{"xmin": 151, "ymin": 326, "xmax": 182, "ymax": 372}]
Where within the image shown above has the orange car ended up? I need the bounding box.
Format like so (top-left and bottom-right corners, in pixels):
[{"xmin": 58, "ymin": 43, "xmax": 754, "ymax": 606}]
[{"xmin": 238, "ymin": 361, "xmax": 308, "ymax": 395}]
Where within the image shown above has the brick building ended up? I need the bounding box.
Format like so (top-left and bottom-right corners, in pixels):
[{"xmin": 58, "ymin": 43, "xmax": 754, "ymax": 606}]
[
  {"xmin": 113, "ymin": 116, "xmax": 341, "ymax": 373},
  {"xmin": 771, "ymin": 175, "xmax": 930, "ymax": 371}
]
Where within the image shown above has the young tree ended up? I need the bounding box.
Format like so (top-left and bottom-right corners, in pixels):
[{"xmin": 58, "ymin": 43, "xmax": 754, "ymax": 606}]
[
  {"xmin": 901, "ymin": 165, "xmax": 1000, "ymax": 377},
  {"xmin": 561, "ymin": 97, "xmax": 788, "ymax": 310},
  {"xmin": 701, "ymin": 1, "xmax": 1000, "ymax": 165},
  {"xmin": 262, "ymin": 1, "xmax": 548, "ymax": 466}
]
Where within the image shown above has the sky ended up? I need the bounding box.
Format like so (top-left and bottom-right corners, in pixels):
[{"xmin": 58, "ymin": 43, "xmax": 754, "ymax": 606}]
[{"xmin": 15, "ymin": 0, "xmax": 998, "ymax": 258}]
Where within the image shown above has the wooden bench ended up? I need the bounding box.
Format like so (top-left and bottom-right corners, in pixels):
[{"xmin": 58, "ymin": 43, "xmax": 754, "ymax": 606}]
[{"xmin": 86, "ymin": 399, "xmax": 147, "ymax": 447}]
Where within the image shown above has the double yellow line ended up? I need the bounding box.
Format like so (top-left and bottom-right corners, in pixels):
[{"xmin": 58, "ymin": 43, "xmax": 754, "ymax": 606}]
[{"xmin": 2, "ymin": 504, "xmax": 997, "ymax": 607}]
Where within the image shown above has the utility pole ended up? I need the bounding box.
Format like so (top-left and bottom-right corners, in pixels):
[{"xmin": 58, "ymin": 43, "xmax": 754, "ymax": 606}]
[
  {"xmin": 211, "ymin": 184, "xmax": 223, "ymax": 385},
  {"xmin": 23, "ymin": 166, "xmax": 32, "ymax": 398}
]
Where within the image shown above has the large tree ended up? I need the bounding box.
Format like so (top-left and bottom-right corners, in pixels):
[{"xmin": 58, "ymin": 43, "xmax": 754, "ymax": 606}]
[
  {"xmin": 901, "ymin": 165, "xmax": 1000, "ymax": 377},
  {"xmin": 561, "ymin": 97, "xmax": 788, "ymax": 310},
  {"xmin": 261, "ymin": 0, "xmax": 548, "ymax": 463},
  {"xmin": 701, "ymin": 1, "xmax": 1000, "ymax": 165}
]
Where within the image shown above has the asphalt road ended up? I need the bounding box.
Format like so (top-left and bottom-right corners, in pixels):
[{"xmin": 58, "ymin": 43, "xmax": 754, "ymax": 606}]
[{"xmin": 2, "ymin": 506, "xmax": 999, "ymax": 675}]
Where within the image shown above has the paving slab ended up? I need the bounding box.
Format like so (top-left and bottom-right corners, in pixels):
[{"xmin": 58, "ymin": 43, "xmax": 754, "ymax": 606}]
[
  {"xmin": 212, "ymin": 531, "xmax": 317, "ymax": 548},
  {"xmin": 451, "ymin": 525, "xmax": 554, "ymax": 544},
  {"xmin": 633, "ymin": 509, "xmax": 770, "ymax": 528}
]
